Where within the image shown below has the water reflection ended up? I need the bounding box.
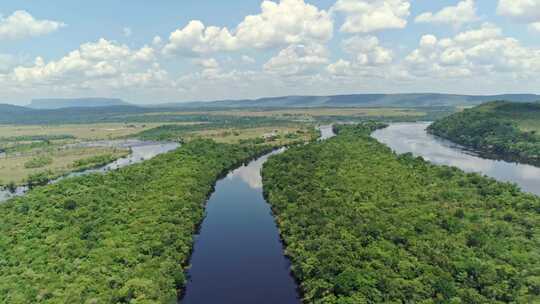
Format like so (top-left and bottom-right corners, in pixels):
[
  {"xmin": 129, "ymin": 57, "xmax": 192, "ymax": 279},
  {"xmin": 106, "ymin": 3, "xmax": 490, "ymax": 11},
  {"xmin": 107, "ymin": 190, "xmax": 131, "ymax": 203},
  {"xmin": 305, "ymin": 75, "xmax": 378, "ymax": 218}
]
[
  {"xmin": 228, "ymin": 148, "xmax": 286, "ymax": 190},
  {"xmin": 182, "ymin": 125, "xmax": 336, "ymax": 303},
  {"xmin": 181, "ymin": 148, "xmax": 300, "ymax": 304},
  {"xmin": 67, "ymin": 141, "xmax": 179, "ymax": 176},
  {"xmin": 230, "ymin": 125, "xmax": 334, "ymax": 190},
  {"xmin": 319, "ymin": 125, "xmax": 335, "ymax": 140},
  {"xmin": 372, "ymin": 122, "xmax": 540, "ymax": 195}
]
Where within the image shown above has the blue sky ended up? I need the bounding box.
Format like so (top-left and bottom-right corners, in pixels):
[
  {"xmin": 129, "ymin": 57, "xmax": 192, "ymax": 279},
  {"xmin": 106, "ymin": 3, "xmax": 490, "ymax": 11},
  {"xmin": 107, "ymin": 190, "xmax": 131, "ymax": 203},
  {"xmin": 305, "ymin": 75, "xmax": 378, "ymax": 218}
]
[{"xmin": 1, "ymin": 0, "xmax": 539, "ymax": 105}]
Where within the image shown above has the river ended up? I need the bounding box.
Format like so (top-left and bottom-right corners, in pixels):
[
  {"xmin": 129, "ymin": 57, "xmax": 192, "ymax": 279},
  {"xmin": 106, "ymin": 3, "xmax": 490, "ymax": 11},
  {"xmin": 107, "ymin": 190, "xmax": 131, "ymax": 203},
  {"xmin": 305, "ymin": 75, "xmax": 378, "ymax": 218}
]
[
  {"xmin": 372, "ymin": 122, "xmax": 540, "ymax": 196},
  {"xmin": 0, "ymin": 140, "xmax": 179, "ymax": 202},
  {"xmin": 180, "ymin": 125, "xmax": 335, "ymax": 304}
]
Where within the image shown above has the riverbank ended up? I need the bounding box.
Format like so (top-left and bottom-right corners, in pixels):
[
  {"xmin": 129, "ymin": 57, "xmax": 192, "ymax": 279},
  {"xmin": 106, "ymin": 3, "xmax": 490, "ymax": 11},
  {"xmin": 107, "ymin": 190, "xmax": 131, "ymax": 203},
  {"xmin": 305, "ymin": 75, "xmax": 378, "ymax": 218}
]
[
  {"xmin": 0, "ymin": 140, "xmax": 178, "ymax": 203},
  {"xmin": 428, "ymin": 101, "xmax": 540, "ymax": 167},
  {"xmin": 180, "ymin": 149, "xmax": 300, "ymax": 304},
  {"xmin": 0, "ymin": 140, "xmax": 269, "ymax": 303},
  {"xmin": 373, "ymin": 122, "xmax": 540, "ymax": 196},
  {"xmin": 263, "ymin": 123, "xmax": 540, "ymax": 303},
  {"xmin": 179, "ymin": 125, "xmax": 331, "ymax": 303}
]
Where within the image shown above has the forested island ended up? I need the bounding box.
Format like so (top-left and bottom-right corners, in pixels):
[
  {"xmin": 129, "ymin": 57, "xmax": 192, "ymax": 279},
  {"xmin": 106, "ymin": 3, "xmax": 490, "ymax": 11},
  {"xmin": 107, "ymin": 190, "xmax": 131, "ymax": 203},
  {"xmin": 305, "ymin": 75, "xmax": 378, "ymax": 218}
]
[
  {"xmin": 0, "ymin": 140, "xmax": 271, "ymax": 303},
  {"xmin": 263, "ymin": 123, "xmax": 540, "ymax": 303},
  {"xmin": 428, "ymin": 101, "xmax": 540, "ymax": 166}
]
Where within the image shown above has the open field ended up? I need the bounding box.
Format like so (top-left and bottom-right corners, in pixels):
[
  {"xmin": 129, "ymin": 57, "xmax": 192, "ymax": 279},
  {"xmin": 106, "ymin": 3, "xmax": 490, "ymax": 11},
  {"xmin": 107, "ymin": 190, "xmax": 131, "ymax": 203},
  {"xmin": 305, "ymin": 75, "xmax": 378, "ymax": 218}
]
[
  {"xmin": 516, "ymin": 119, "xmax": 540, "ymax": 133},
  {"xmin": 0, "ymin": 147, "xmax": 128, "ymax": 185},
  {"xmin": 185, "ymin": 126, "xmax": 316, "ymax": 145},
  {"xmin": 134, "ymin": 107, "xmax": 427, "ymax": 119},
  {"xmin": 0, "ymin": 123, "xmax": 193, "ymax": 140},
  {"xmin": 0, "ymin": 120, "xmax": 314, "ymax": 185}
]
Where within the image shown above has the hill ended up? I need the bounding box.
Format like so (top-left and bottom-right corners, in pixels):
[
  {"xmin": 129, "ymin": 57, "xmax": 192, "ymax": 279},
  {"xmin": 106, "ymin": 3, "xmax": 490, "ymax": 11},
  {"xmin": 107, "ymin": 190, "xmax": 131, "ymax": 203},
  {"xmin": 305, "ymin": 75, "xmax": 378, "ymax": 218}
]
[
  {"xmin": 0, "ymin": 104, "xmax": 33, "ymax": 114},
  {"xmin": 28, "ymin": 98, "xmax": 130, "ymax": 109},
  {"xmin": 1, "ymin": 93, "xmax": 539, "ymax": 125},
  {"xmin": 428, "ymin": 101, "xmax": 540, "ymax": 166},
  {"xmin": 0, "ymin": 105, "xmax": 152, "ymax": 125},
  {"xmin": 164, "ymin": 93, "xmax": 540, "ymax": 109}
]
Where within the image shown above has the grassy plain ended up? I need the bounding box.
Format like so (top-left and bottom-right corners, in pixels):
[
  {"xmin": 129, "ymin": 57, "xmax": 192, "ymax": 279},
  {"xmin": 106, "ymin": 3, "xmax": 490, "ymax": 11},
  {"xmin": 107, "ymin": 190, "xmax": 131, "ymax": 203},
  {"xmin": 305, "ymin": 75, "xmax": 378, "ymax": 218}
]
[
  {"xmin": 516, "ymin": 119, "xmax": 540, "ymax": 133},
  {"xmin": 0, "ymin": 123, "xmax": 186, "ymax": 140},
  {"xmin": 0, "ymin": 106, "xmax": 432, "ymax": 185},
  {"xmin": 185, "ymin": 126, "xmax": 316, "ymax": 144},
  {"xmin": 136, "ymin": 108, "xmax": 426, "ymax": 120},
  {"xmin": 0, "ymin": 147, "xmax": 128, "ymax": 185}
]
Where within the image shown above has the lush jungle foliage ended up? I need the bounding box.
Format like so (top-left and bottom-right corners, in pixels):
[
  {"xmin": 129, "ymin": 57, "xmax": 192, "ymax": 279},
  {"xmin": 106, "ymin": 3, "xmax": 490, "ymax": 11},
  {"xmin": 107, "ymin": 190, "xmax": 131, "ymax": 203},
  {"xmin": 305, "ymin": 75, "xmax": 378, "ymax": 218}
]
[
  {"xmin": 71, "ymin": 153, "xmax": 124, "ymax": 171},
  {"xmin": 24, "ymin": 156, "xmax": 53, "ymax": 169},
  {"xmin": 135, "ymin": 117, "xmax": 297, "ymax": 142},
  {"xmin": 428, "ymin": 101, "xmax": 540, "ymax": 165},
  {"xmin": 263, "ymin": 123, "xmax": 540, "ymax": 303},
  {"xmin": 0, "ymin": 140, "xmax": 269, "ymax": 303}
]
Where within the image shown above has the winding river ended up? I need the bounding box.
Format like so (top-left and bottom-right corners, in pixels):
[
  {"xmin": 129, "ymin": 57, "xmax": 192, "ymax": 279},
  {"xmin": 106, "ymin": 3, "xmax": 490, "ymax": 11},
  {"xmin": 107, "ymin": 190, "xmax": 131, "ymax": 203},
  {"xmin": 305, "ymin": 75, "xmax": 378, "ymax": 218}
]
[
  {"xmin": 181, "ymin": 125, "xmax": 335, "ymax": 304},
  {"xmin": 372, "ymin": 122, "xmax": 540, "ymax": 196},
  {"xmin": 0, "ymin": 140, "xmax": 179, "ymax": 202},
  {"xmin": 4, "ymin": 122, "xmax": 538, "ymax": 302}
]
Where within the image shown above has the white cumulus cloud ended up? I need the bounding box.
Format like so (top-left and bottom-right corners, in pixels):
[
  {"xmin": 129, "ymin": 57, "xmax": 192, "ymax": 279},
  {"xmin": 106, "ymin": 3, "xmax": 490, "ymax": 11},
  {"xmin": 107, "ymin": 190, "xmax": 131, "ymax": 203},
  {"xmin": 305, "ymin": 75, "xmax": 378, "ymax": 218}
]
[
  {"xmin": 497, "ymin": 0, "xmax": 540, "ymax": 22},
  {"xmin": 331, "ymin": 0, "xmax": 410, "ymax": 33},
  {"xmin": 163, "ymin": 0, "xmax": 333, "ymax": 55},
  {"xmin": 415, "ymin": 0, "xmax": 478, "ymax": 27},
  {"xmin": 531, "ymin": 22, "xmax": 540, "ymax": 32},
  {"xmin": 241, "ymin": 55, "xmax": 256, "ymax": 64},
  {"xmin": 342, "ymin": 35, "xmax": 393, "ymax": 65},
  {"xmin": 405, "ymin": 23, "xmax": 540, "ymax": 80},
  {"xmin": 163, "ymin": 20, "xmax": 238, "ymax": 55},
  {"xmin": 12, "ymin": 38, "xmax": 164, "ymax": 89},
  {"xmin": 195, "ymin": 58, "xmax": 220, "ymax": 69},
  {"xmin": 0, "ymin": 10, "xmax": 65, "ymax": 40},
  {"xmin": 326, "ymin": 59, "xmax": 353, "ymax": 76},
  {"xmin": 497, "ymin": 0, "xmax": 540, "ymax": 30},
  {"xmin": 264, "ymin": 44, "xmax": 329, "ymax": 76}
]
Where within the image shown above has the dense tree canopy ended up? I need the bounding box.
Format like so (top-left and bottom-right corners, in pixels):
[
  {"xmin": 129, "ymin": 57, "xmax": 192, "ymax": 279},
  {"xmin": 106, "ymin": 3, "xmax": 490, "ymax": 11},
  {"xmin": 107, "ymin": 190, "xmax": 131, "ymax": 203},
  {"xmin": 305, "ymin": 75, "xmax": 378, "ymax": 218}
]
[
  {"xmin": 135, "ymin": 117, "xmax": 302, "ymax": 142},
  {"xmin": 0, "ymin": 140, "xmax": 269, "ymax": 303},
  {"xmin": 428, "ymin": 101, "xmax": 540, "ymax": 166},
  {"xmin": 263, "ymin": 123, "xmax": 540, "ymax": 303}
]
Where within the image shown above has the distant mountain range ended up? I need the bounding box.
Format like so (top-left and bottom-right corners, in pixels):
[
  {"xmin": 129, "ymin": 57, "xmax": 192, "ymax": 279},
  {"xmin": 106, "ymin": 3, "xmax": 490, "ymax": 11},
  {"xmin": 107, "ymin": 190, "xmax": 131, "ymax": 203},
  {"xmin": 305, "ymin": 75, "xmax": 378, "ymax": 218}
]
[
  {"xmin": 0, "ymin": 93, "xmax": 538, "ymax": 125},
  {"xmin": 0, "ymin": 104, "xmax": 148, "ymax": 124},
  {"xmin": 14, "ymin": 93, "xmax": 540, "ymax": 110},
  {"xmin": 28, "ymin": 98, "xmax": 130, "ymax": 109},
  {"xmin": 161, "ymin": 93, "xmax": 540, "ymax": 109}
]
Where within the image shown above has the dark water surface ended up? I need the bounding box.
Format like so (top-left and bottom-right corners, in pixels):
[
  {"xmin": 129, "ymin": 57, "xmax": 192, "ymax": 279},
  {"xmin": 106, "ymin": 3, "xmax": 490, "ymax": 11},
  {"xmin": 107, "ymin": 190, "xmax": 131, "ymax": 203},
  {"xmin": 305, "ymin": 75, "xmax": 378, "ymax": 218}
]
[
  {"xmin": 372, "ymin": 122, "xmax": 540, "ymax": 196},
  {"xmin": 181, "ymin": 126, "xmax": 334, "ymax": 304},
  {"xmin": 180, "ymin": 149, "xmax": 300, "ymax": 304}
]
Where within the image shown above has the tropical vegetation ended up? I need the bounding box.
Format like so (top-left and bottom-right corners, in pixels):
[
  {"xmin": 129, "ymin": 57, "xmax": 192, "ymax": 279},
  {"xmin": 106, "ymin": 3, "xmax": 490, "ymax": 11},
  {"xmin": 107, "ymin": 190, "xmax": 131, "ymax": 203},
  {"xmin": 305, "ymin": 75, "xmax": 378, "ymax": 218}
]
[
  {"xmin": 428, "ymin": 101, "xmax": 540, "ymax": 166},
  {"xmin": 0, "ymin": 140, "xmax": 269, "ymax": 303},
  {"xmin": 24, "ymin": 155, "xmax": 53, "ymax": 169},
  {"xmin": 263, "ymin": 123, "xmax": 540, "ymax": 303}
]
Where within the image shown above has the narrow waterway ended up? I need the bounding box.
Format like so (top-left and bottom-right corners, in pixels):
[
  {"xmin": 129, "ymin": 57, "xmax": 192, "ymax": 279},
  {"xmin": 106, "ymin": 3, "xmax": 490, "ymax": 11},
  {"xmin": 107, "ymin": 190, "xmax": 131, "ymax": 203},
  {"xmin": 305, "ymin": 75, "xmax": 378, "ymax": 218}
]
[
  {"xmin": 372, "ymin": 122, "xmax": 540, "ymax": 196},
  {"xmin": 181, "ymin": 125, "xmax": 334, "ymax": 304},
  {"xmin": 0, "ymin": 140, "xmax": 179, "ymax": 202}
]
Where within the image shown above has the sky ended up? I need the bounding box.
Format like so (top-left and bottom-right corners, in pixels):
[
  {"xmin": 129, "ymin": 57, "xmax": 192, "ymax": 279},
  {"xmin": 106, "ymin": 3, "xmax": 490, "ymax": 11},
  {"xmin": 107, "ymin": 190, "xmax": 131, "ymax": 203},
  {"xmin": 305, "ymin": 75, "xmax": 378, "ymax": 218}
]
[{"xmin": 1, "ymin": 0, "xmax": 540, "ymax": 105}]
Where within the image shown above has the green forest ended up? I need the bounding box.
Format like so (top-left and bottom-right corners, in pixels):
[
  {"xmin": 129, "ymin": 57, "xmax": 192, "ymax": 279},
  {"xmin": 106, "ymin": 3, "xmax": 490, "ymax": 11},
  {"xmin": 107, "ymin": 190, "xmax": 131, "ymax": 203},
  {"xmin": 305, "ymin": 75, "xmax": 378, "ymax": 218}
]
[
  {"xmin": 262, "ymin": 123, "xmax": 540, "ymax": 303},
  {"xmin": 428, "ymin": 101, "xmax": 540, "ymax": 166},
  {"xmin": 135, "ymin": 117, "xmax": 293, "ymax": 142},
  {"xmin": 0, "ymin": 140, "xmax": 270, "ymax": 303}
]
